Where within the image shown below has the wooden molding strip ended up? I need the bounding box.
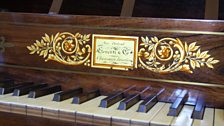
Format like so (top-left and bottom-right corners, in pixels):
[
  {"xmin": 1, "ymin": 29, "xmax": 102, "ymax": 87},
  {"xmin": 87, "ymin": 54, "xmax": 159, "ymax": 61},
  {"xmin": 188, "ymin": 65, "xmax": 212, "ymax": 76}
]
[
  {"xmin": 49, "ymin": 0, "xmax": 64, "ymax": 14},
  {"xmin": 120, "ymin": 0, "xmax": 136, "ymax": 17},
  {"xmin": 205, "ymin": 0, "xmax": 219, "ymax": 19}
]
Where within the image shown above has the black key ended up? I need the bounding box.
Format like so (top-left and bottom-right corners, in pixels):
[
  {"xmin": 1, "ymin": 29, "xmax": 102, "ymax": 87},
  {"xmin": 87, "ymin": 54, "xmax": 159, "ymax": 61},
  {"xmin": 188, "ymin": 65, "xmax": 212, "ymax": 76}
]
[
  {"xmin": 0, "ymin": 82, "xmax": 34, "ymax": 95},
  {"xmin": 191, "ymin": 98, "xmax": 205, "ymax": 119},
  {"xmin": 118, "ymin": 86, "xmax": 150, "ymax": 110},
  {"xmin": 167, "ymin": 90, "xmax": 188, "ymax": 116},
  {"xmin": 137, "ymin": 95, "xmax": 158, "ymax": 113},
  {"xmin": 0, "ymin": 79, "xmax": 14, "ymax": 87},
  {"xmin": 28, "ymin": 85, "xmax": 62, "ymax": 98},
  {"xmin": 72, "ymin": 89, "xmax": 100, "ymax": 104},
  {"xmin": 53, "ymin": 87, "xmax": 83, "ymax": 102},
  {"xmin": 118, "ymin": 94, "xmax": 141, "ymax": 110},
  {"xmin": 138, "ymin": 88, "xmax": 165, "ymax": 113},
  {"xmin": 100, "ymin": 86, "xmax": 136, "ymax": 108},
  {"xmin": 13, "ymin": 83, "xmax": 48, "ymax": 96},
  {"xmin": 100, "ymin": 91, "xmax": 124, "ymax": 108}
]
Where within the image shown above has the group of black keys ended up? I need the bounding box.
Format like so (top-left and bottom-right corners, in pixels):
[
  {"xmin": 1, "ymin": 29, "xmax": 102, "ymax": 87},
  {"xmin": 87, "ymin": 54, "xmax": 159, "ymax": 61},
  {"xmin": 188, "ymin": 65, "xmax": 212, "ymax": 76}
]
[{"xmin": 0, "ymin": 79, "xmax": 205, "ymax": 120}]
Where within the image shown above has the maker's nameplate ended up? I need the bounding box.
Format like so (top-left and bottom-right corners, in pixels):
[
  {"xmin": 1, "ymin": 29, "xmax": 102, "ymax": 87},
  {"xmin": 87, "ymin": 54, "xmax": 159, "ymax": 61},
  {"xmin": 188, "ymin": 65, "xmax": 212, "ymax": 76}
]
[{"xmin": 92, "ymin": 34, "xmax": 138, "ymax": 70}]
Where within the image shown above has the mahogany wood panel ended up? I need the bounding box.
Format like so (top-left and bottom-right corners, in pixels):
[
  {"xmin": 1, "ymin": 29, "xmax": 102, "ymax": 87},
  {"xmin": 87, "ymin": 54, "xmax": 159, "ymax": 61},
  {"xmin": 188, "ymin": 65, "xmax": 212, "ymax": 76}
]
[{"xmin": 0, "ymin": 12, "xmax": 223, "ymax": 85}]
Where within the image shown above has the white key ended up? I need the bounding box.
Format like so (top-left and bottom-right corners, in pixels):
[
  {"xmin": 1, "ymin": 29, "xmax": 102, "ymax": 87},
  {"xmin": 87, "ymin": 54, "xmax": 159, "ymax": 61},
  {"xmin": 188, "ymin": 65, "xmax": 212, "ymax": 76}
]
[
  {"xmin": 214, "ymin": 109, "xmax": 224, "ymax": 126},
  {"xmin": 75, "ymin": 96, "xmax": 107, "ymax": 125},
  {"xmin": 151, "ymin": 103, "xmax": 174, "ymax": 126},
  {"xmin": 111, "ymin": 101, "xmax": 143, "ymax": 125},
  {"xmin": 170, "ymin": 105, "xmax": 194, "ymax": 126},
  {"xmin": 192, "ymin": 108, "xmax": 214, "ymax": 126},
  {"xmin": 131, "ymin": 102, "xmax": 166, "ymax": 125},
  {"xmin": 26, "ymin": 94, "xmax": 56, "ymax": 117},
  {"xmin": 0, "ymin": 93, "xmax": 14, "ymax": 112},
  {"xmin": 0, "ymin": 94, "xmax": 29, "ymax": 114},
  {"xmin": 42, "ymin": 96, "xmax": 106, "ymax": 117},
  {"xmin": 92, "ymin": 100, "xmax": 123, "ymax": 125}
]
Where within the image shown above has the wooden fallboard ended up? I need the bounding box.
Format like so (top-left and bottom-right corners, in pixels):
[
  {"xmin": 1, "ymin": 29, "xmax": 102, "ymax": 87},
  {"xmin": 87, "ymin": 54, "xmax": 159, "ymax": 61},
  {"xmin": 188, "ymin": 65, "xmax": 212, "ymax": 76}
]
[{"xmin": 0, "ymin": 12, "xmax": 223, "ymax": 87}]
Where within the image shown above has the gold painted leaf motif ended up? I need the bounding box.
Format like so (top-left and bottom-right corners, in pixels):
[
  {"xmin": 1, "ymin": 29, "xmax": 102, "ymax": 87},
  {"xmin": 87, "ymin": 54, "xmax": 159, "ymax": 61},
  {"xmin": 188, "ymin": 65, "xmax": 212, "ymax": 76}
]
[
  {"xmin": 27, "ymin": 32, "xmax": 91, "ymax": 66},
  {"xmin": 138, "ymin": 36, "xmax": 219, "ymax": 74}
]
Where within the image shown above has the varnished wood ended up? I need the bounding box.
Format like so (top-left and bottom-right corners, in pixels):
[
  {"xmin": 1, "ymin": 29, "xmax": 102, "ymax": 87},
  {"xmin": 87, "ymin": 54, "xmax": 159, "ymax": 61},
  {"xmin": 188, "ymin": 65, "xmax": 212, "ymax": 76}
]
[{"xmin": 0, "ymin": 12, "xmax": 224, "ymax": 86}]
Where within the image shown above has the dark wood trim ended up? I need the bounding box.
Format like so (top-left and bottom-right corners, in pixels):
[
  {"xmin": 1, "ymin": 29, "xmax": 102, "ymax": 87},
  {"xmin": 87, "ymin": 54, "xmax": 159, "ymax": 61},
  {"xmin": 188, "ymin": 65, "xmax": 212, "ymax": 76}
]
[{"xmin": 120, "ymin": 0, "xmax": 135, "ymax": 17}]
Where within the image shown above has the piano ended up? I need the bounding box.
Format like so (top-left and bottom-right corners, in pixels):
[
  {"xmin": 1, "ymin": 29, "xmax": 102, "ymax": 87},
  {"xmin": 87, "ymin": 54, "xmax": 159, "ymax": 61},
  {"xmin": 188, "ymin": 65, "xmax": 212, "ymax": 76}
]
[{"xmin": 0, "ymin": 0, "xmax": 224, "ymax": 126}]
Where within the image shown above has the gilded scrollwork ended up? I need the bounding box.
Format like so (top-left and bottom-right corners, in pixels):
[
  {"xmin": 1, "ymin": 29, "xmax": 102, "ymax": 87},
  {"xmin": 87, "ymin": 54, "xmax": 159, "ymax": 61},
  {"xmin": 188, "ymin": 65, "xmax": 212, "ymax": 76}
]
[
  {"xmin": 27, "ymin": 32, "xmax": 91, "ymax": 66},
  {"xmin": 138, "ymin": 36, "xmax": 219, "ymax": 74}
]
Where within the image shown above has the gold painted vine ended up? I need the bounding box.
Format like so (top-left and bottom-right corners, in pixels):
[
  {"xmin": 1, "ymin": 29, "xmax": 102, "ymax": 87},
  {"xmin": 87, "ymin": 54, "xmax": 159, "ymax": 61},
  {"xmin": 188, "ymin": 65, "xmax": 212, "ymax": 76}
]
[{"xmin": 27, "ymin": 32, "xmax": 219, "ymax": 74}]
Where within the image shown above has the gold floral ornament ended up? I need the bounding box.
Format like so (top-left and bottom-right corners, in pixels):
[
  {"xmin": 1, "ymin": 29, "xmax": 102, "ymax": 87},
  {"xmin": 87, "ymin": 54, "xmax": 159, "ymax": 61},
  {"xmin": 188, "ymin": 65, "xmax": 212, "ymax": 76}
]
[
  {"xmin": 138, "ymin": 36, "xmax": 219, "ymax": 74},
  {"xmin": 27, "ymin": 32, "xmax": 91, "ymax": 66}
]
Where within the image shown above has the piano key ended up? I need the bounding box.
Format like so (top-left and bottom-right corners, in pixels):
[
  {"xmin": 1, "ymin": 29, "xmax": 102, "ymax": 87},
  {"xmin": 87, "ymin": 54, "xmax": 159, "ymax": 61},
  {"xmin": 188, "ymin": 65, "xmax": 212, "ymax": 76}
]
[
  {"xmin": 0, "ymin": 93, "xmax": 14, "ymax": 112},
  {"xmin": 93, "ymin": 100, "xmax": 123, "ymax": 126},
  {"xmin": 111, "ymin": 101, "xmax": 143, "ymax": 126},
  {"xmin": 191, "ymin": 97, "xmax": 205, "ymax": 119},
  {"xmin": 118, "ymin": 94, "xmax": 141, "ymax": 110},
  {"xmin": 56, "ymin": 96, "xmax": 103, "ymax": 121},
  {"xmin": 58, "ymin": 96, "xmax": 105, "ymax": 122},
  {"xmin": 11, "ymin": 93, "xmax": 58, "ymax": 116},
  {"xmin": 150, "ymin": 103, "xmax": 173, "ymax": 126},
  {"xmin": 137, "ymin": 95, "xmax": 158, "ymax": 113},
  {"xmin": 0, "ymin": 82, "xmax": 33, "ymax": 95},
  {"xmin": 52, "ymin": 87, "xmax": 83, "ymax": 102},
  {"xmin": 170, "ymin": 105, "xmax": 194, "ymax": 126},
  {"xmin": 118, "ymin": 86, "xmax": 150, "ymax": 110},
  {"xmin": 99, "ymin": 91, "xmax": 124, "ymax": 108},
  {"xmin": 28, "ymin": 85, "xmax": 61, "ymax": 98},
  {"xmin": 75, "ymin": 96, "xmax": 107, "ymax": 125},
  {"xmin": 137, "ymin": 88, "xmax": 165, "ymax": 113},
  {"xmin": 42, "ymin": 95, "xmax": 105, "ymax": 122},
  {"xmin": 26, "ymin": 94, "xmax": 56, "ymax": 117},
  {"xmin": 99, "ymin": 86, "xmax": 135, "ymax": 108},
  {"xmin": 214, "ymin": 109, "xmax": 224, "ymax": 126},
  {"xmin": 168, "ymin": 89, "xmax": 188, "ymax": 116},
  {"xmin": 72, "ymin": 89, "xmax": 100, "ymax": 104},
  {"xmin": 12, "ymin": 83, "xmax": 47, "ymax": 96},
  {"xmin": 131, "ymin": 102, "xmax": 165, "ymax": 126},
  {"xmin": 0, "ymin": 94, "xmax": 29, "ymax": 114},
  {"xmin": 192, "ymin": 108, "xmax": 214, "ymax": 126},
  {"xmin": 4, "ymin": 93, "xmax": 57, "ymax": 117}
]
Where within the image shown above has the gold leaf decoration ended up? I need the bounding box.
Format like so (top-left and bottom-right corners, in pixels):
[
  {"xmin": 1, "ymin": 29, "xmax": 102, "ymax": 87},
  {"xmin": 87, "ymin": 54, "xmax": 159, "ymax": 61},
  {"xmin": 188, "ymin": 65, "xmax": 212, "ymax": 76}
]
[
  {"xmin": 27, "ymin": 32, "xmax": 91, "ymax": 66},
  {"xmin": 138, "ymin": 36, "xmax": 219, "ymax": 74}
]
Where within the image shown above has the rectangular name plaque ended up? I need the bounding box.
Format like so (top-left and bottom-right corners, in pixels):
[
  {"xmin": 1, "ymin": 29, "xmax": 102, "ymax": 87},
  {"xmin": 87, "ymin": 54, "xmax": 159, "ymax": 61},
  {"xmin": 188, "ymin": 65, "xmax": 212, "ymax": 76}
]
[{"xmin": 91, "ymin": 34, "xmax": 138, "ymax": 70}]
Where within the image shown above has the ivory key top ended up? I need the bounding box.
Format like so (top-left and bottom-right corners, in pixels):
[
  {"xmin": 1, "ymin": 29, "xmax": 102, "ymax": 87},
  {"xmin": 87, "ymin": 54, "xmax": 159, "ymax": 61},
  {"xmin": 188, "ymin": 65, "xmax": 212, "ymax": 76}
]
[
  {"xmin": 214, "ymin": 109, "xmax": 224, "ymax": 126},
  {"xmin": 192, "ymin": 108, "xmax": 214, "ymax": 126}
]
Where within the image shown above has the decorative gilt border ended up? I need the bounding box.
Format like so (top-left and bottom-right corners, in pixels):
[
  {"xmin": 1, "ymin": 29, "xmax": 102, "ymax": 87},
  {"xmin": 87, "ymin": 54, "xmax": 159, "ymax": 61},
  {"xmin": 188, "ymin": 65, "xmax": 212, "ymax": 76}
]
[{"xmin": 27, "ymin": 32, "xmax": 219, "ymax": 74}]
